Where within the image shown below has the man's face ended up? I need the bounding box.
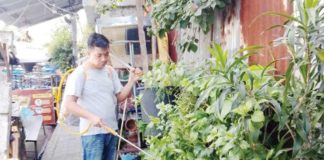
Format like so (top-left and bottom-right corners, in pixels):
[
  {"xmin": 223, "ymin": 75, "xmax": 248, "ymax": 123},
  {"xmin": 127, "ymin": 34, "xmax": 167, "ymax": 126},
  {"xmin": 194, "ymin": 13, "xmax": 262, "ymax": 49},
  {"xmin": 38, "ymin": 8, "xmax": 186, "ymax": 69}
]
[{"xmin": 88, "ymin": 47, "xmax": 109, "ymax": 69}]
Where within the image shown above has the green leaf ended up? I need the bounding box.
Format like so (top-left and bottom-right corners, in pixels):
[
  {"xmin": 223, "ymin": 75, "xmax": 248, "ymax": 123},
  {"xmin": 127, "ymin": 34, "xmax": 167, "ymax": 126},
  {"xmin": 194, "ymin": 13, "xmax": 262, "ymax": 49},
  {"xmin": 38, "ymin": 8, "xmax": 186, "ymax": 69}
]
[
  {"xmin": 293, "ymin": 134, "xmax": 303, "ymax": 156},
  {"xmin": 227, "ymin": 48, "xmax": 261, "ymax": 72},
  {"xmin": 232, "ymin": 99, "xmax": 253, "ymax": 116},
  {"xmin": 251, "ymin": 110, "xmax": 265, "ymax": 122},
  {"xmin": 220, "ymin": 100, "xmax": 232, "ymax": 120},
  {"xmin": 263, "ymin": 24, "xmax": 285, "ymax": 33},
  {"xmin": 221, "ymin": 142, "xmax": 235, "ymax": 155},
  {"xmin": 299, "ymin": 64, "xmax": 308, "ymax": 84},
  {"xmin": 194, "ymin": 85, "xmax": 216, "ymax": 109},
  {"xmin": 283, "ymin": 63, "xmax": 294, "ymax": 104},
  {"xmin": 246, "ymin": 71, "xmax": 254, "ymax": 91},
  {"xmin": 304, "ymin": 0, "xmax": 319, "ymax": 9},
  {"xmin": 255, "ymin": 11, "xmax": 304, "ymax": 26},
  {"xmin": 266, "ymin": 149, "xmax": 274, "ymax": 160},
  {"xmin": 213, "ymin": 89, "xmax": 229, "ymax": 119},
  {"xmin": 261, "ymin": 60, "xmax": 277, "ymax": 78},
  {"xmin": 190, "ymin": 131, "xmax": 199, "ymax": 141},
  {"xmin": 247, "ymin": 119, "xmax": 261, "ymax": 142},
  {"xmin": 189, "ymin": 42, "xmax": 198, "ymax": 53},
  {"xmin": 316, "ymin": 48, "xmax": 324, "ymax": 62},
  {"xmin": 239, "ymin": 140, "xmax": 250, "ymax": 149}
]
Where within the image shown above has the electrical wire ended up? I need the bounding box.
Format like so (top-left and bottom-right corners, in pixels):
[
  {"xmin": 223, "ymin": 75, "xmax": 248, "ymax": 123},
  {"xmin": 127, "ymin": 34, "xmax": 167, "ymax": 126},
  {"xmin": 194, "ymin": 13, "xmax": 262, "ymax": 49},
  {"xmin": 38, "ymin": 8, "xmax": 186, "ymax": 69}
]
[
  {"xmin": 37, "ymin": 0, "xmax": 65, "ymax": 16},
  {"xmin": 38, "ymin": 0, "xmax": 84, "ymax": 43},
  {"xmin": 38, "ymin": 0, "xmax": 75, "ymax": 15},
  {"xmin": 7, "ymin": 0, "xmax": 33, "ymax": 26},
  {"xmin": 76, "ymin": 15, "xmax": 84, "ymax": 34}
]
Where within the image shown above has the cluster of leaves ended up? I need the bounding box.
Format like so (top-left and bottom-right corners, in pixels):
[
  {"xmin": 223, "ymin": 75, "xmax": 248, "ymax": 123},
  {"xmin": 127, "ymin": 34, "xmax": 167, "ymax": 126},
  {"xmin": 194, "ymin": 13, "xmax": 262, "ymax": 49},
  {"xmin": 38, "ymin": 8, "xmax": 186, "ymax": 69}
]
[
  {"xmin": 143, "ymin": 44, "xmax": 293, "ymax": 159},
  {"xmin": 141, "ymin": 0, "xmax": 324, "ymax": 159},
  {"xmin": 47, "ymin": 26, "xmax": 74, "ymax": 72},
  {"xmin": 142, "ymin": 60, "xmax": 189, "ymax": 102},
  {"xmin": 142, "ymin": 60, "xmax": 188, "ymax": 88},
  {"xmin": 149, "ymin": 0, "xmax": 230, "ymax": 36},
  {"xmin": 95, "ymin": 0, "xmax": 125, "ymax": 15},
  {"xmin": 148, "ymin": 0, "xmax": 230, "ymax": 53}
]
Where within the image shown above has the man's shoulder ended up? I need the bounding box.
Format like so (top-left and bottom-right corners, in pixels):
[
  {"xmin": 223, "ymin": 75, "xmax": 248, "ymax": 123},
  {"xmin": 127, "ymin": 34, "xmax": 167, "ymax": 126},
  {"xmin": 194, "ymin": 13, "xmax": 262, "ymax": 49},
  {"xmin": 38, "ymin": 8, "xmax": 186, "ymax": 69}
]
[{"xmin": 68, "ymin": 66, "xmax": 85, "ymax": 80}]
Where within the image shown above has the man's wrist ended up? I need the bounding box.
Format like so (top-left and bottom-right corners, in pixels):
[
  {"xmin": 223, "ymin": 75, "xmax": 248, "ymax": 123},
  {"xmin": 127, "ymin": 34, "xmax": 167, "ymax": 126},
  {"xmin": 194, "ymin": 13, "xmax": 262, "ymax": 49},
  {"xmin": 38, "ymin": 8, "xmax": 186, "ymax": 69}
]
[{"xmin": 128, "ymin": 78, "xmax": 137, "ymax": 84}]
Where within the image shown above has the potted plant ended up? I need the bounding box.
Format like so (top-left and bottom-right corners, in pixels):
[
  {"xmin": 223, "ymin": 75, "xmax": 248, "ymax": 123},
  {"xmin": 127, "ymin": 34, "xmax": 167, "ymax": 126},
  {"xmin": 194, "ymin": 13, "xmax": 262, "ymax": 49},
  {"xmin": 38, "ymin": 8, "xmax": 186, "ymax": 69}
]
[{"xmin": 140, "ymin": 60, "xmax": 188, "ymax": 120}]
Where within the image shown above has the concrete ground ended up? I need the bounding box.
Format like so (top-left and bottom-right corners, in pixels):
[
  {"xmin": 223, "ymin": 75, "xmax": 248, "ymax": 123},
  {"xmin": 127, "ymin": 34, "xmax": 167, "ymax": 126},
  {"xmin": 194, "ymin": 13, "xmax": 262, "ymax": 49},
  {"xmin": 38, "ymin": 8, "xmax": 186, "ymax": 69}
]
[
  {"xmin": 40, "ymin": 125, "xmax": 82, "ymax": 160},
  {"xmin": 24, "ymin": 125, "xmax": 55, "ymax": 160},
  {"xmin": 22, "ymin": 124, "xmax": 82, "ymax": 160}
]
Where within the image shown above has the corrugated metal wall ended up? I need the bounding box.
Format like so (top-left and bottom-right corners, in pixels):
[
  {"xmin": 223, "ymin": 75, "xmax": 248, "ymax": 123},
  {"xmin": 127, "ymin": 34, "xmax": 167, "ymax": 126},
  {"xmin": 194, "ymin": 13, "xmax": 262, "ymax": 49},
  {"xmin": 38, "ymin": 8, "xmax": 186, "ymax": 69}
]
[
  {"xmin": 213, "ymin": 0, "xmax": 242, "ymax": 56},
  {"xmin": 240, "ymin": 0, "xmax": 292, "ymax": 75}
]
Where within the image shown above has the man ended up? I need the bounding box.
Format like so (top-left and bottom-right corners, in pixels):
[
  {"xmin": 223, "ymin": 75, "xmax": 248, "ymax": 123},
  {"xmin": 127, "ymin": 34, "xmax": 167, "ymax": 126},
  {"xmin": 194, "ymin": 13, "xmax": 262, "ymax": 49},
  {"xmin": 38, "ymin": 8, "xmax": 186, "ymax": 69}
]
[{"xmin": 63, "ymin": 33, "xmax": 142, "ymax": 160}]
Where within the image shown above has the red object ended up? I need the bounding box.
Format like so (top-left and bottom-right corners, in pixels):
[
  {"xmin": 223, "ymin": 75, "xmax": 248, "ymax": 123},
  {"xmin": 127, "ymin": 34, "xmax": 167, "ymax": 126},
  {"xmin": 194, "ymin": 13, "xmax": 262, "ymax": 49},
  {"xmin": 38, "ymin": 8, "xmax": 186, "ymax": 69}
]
[
  {"xmin": 125, "ymin": 119, "xmax": 137, "ymax": 132},
  {"xmin": 240, "ymin": 0, "xmax": 293, "ymax": 75},
  {"xmin": 127, "ymin": 134, "xmax": 138, "ymax": 143},
  {"xmin": 12, "ymin": 89, "xmax": 56, "ymax": 125},
  {"xmin": 168, "ymin": 30, "xmax": 178, "ymax": 62}
]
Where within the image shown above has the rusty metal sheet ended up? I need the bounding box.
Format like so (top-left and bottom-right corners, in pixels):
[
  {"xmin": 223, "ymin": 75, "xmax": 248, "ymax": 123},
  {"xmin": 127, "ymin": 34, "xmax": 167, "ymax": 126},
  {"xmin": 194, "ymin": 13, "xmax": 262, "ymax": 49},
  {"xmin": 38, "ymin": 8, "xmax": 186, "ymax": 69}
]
[{"xmin": 240, "ymin": 0, "xmax": 292, "ymax": 75}]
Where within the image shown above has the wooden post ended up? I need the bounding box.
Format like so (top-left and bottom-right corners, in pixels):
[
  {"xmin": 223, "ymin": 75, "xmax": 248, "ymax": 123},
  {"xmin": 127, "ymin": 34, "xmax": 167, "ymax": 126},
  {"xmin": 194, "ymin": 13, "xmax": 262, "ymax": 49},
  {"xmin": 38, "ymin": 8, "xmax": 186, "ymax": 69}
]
[
  {"xmin": 0, "ymin": 42, "xmax": 12, "ymax": 159},
  {"xmin": 136, "ymin": 0, "xmax": 149, "ymax": 72},
  {"xmin": 151, "ymin": 21, "xmax": 157, "ymax": 62},
  {"xmin": 71, "ymin": 14, "xmax": 78, "ymax": 66}
]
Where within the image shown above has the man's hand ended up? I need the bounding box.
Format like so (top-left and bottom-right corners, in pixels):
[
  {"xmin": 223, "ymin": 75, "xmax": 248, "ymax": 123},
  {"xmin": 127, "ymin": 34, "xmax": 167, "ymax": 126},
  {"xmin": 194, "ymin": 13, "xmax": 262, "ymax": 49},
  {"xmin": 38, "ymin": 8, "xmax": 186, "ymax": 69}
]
[
  {"xmin": 89, "ymin": 114, "xmax": 104, "ymax": 128},
  {"xmin": 117, "ymin": 67, "xmax": 143, "ymax": 103},
  {"xmin": 129, "ymin": 67, "xmax": 143, "ymax": 82}
]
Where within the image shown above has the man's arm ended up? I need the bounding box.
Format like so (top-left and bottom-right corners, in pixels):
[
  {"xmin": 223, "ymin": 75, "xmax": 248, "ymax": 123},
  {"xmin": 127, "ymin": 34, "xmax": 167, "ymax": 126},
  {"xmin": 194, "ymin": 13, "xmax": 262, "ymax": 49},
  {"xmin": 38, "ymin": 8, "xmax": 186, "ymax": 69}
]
[
  {"xmin": 64, "ymin": 95, "xmax": 103, "ymax": 127},
  {"xmin": 116, "ymin": 81, "xmax": 135, "ymax": 103},
  {"xmin": 116, "ymin": 68, "xmax": 143, "ymax": 103}
]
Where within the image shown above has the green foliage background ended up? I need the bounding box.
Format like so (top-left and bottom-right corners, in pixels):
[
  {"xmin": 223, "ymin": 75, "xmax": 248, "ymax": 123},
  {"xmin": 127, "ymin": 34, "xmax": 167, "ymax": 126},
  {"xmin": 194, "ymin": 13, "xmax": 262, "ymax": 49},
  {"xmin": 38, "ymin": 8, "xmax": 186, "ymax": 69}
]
[{"xmin": 48, "ymin": 26, "xmax": 73, "ymax": 72}]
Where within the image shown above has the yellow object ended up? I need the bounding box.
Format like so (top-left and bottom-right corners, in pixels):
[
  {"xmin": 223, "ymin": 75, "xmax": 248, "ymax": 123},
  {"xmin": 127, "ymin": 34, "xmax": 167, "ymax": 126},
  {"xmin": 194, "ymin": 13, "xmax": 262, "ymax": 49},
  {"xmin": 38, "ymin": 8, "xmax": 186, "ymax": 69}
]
[
  {"xmin": 52, "ymin": 87, "xmax": 58, "ymax": 100},
  {"xmin": 55, "ymin": 68, "xmax": 91, "ymax": 136},
  {"xmin": 157, "ymin": 33, "xmax": 170, "ymax": 62},
  {"xmin": 55, "ymin": 68, "xmax": 75, "ymax": 118}
]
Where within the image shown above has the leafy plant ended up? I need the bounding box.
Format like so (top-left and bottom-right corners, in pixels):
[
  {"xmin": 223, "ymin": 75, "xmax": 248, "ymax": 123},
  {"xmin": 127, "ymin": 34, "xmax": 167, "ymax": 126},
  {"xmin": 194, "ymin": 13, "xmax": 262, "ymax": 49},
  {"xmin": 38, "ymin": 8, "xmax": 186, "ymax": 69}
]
[
  {"xmin": 147, "ymin": 0, "xmax": 230, "ymax": 53},
  {"xmin": 141, "ymin": 0, "xmax": 324, "ymax": 159},
  {"xmin": 270, "ymin": 0, "xmax": 324, "ymax": 158},
  {"xmin": 48, "ymin": 26, "xmax": 74, "ymax": 72},
  {"xmin": 143, "ymin": 43, "xmax": 287, "ymax": 159},
  {"xmin": 142, "ymin": 60, "xmax": 188, "ymax": 102},
  {"xmin": 142, "ymin": 60, "xmax": 188, "ymax": 88}
]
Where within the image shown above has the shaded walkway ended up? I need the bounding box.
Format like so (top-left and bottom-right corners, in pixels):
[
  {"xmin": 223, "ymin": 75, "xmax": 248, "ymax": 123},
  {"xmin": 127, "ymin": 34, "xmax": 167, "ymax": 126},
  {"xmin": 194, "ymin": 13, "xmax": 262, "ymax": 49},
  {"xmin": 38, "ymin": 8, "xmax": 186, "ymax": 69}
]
[{"xmin": 41, "ymin": 125, "xmax": 82, "ymax": 160}]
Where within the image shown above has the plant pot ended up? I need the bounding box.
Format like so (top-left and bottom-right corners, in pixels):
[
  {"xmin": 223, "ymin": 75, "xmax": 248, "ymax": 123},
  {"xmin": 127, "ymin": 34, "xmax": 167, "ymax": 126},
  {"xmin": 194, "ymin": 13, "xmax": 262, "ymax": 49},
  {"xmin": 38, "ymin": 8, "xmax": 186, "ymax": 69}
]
[
  {"xmin": 127, "ymin": 134, "xmax": 138, "ymax": 143},
  {"xmin": 140, "ymin": 87, "xmax": 180, "ymax": 123},
  {"xmin": 125, "ymin": 119, "xmax": 137, "ymax": 132}
]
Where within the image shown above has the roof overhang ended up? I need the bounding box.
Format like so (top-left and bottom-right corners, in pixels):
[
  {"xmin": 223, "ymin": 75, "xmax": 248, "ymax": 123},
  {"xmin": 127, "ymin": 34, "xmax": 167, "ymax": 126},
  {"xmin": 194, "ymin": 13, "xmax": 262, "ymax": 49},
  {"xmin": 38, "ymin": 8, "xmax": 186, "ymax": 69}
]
[{"xmin": 0, "ymin": 0, "xmax": 83, "ymax": 28}]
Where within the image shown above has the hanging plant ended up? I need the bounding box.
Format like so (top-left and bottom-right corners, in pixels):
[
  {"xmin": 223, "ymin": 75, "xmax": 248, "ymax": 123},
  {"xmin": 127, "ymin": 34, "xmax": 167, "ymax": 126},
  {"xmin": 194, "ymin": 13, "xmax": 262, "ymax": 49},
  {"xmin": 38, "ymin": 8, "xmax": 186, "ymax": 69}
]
[
  {"xmin": 95, "ymin": 0, "xmax": 125, "ymax": 14},
  {"xmin": 147, "ymin": 0, "xmax": 231, "ymax": 52}
]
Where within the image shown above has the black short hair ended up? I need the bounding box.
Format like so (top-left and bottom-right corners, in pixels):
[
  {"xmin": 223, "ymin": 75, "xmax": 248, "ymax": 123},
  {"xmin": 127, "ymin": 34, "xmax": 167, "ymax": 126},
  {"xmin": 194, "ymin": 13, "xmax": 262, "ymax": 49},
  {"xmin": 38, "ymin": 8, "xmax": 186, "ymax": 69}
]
[{"xmin": 87, "ymin": 32, "xmax": 110, "ymax": 49}]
